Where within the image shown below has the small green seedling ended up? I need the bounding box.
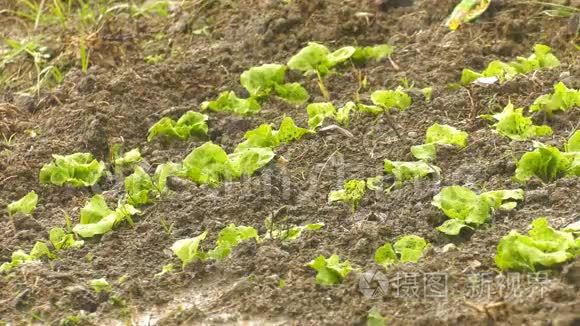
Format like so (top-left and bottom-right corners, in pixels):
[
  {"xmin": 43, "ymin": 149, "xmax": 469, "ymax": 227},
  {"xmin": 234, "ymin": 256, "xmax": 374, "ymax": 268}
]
[
  {"xmin": 113, "ymin": 148, "xmax": 142, "ymax": 168},
  {"xmin": 240, "ymin": 63, "xmax": 309, "ymax": 105},
  {"xmin": 7, "ymin": 190, "xmax": 38, "ymax": 216},
  {"xmin": 306, "ymin": 102, "xmax": 337, "ymax": 130},
  {"xmin": 201, "ymin": 91, "xmax": 261, "ymax": 115},
  {"xmin": 411, "ymin": 123, "xmax": 468, "ymax": 161},
  {"xmin": 375, "ymin": 235, "xmax": 429, "ymax": 269},
  {"xmin": 39, "ymin": 153, "xmax": 105, "ymax": 187},
  {"xmin": 72, "ymin": 195, "xmax": 140, "ymax": 238},
  {"xmin": 328, "ymin": 179, "xmax": 367, "ymax": 211},
  {"xmin": 480, "ymin": 102, "xmax": 552, "ymax": 141},
  {"xmin": 235, "ymin": 116, "xmax": 311, "ymax": 151},
  {"xmin": 514, "ymin": 132, "xmax": 579, "ymax": 183},
  {"xmin": 88, "ymin": 278, "xmax": 111, "ymax": 294},
  {"xmin": 306, "ymin": 254, "xmax": 352, "ymax": 285},
  {"xmin": 147, "ymin": 111, "xmax": 208, "ymax": 142},
  {"xmin": 49, "ymin": 227, "xmax": 84, "ymax": 251},
  {"xmin": 367, "ymin": 307, "xmax": 387, "ymax": 326},
  {"xmin": 0, "ymin": 241, "xmax": 54, "ymax": 273},
  {"xmin": 171, "ymin": 231, "xmax": 208, "ymax": 268},
  {"xmin": 383, "ymin": 160, "xmax": 440, "ymax": 188},
  {"xmin": 495, "ymin": 217, "xmax": 579, "ymax": 272},
  {"xmin": 208, "ymin": 224, "xmax": 259, "ymax": 260},
  {"xmin": 432, "ymin": 186, "xmax": 524, "ymax": 235},
  {"xmin": 461, "ymin": 44, "xmax": 560, "ymax": 85},
  {"xmin": 264, "ymin": 216, "xmax": 324, "ymax": 241},
  {"xmin": 530, "ymin": 82, "xmax": 580, "ymax": 118}
]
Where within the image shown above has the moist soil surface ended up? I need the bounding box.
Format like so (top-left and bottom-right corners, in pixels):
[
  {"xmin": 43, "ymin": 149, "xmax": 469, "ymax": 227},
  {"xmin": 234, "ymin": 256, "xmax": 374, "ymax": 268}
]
[{"xmin": 1, "ymin": 0, "xmax": 579, "ymax": 325}]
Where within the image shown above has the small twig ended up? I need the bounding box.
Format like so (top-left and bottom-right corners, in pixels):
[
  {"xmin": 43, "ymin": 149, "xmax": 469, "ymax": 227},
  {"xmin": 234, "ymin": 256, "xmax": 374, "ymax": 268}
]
[{"xmin": 317, "ymin": 148, "xmax": 340, "ymax": 181}]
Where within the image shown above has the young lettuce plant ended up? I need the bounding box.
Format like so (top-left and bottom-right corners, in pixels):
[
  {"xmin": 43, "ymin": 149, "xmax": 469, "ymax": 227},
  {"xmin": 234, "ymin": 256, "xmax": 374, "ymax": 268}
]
[
  {"xmin": 495, "ymin": 217, "xmax": 579, "ymax": 272},
  {"xmin": 411, "ymin": 123, "xmax": 468, "ymax": 161},
  {"xmin": 201, "ymin": 91, "xmax": 261, "ymax": 115},
  {"xmin": 49, "ymin": 227, "xmax": 84, "ymax": 251},
  {"xmin": 113, "ymin": 148, "xmax": 142, "ymax": 169},
  {"xmin": 240, "ymin": 63, "xmax": 309, "ymax": 105},
  {"xmin": 264, "ymin": 216, "xmax": 324, "ymax": 241},
  {"xmin": 39, "ymin": 153, "xmax": 105, "ymax": 187},
  {"xmin": 7, "ymin": 190, "xmax": 38, "ymax": 216},
  {"xmin": 306, "ymin": 254, "xmax": 352, "ymax": 286},
  {"xmin": 207, "ymin": 224, "xmax": 259, "ymax": 260},
  {"xmin": 288, "ymin": 42, "xmax": 356, "ymax": 100},
  {"xmin": 147, "ymin": 111, "xmax": 208, "ymax": 142},
  {"xmin": 307, "ymin": 102, "xmax": 337, "ymax": 130},
  {"xmin": 461, "ymin": 44, "xmax": 560, "ymax": 85},
  {"xmin": 432, "ymin": 186, "xmax": 524, "ymax": 235},
  {"xmin": 480, "ymin": 102, "xmax": 552, "ymax": 141},
  {"xmin": 124, "ymin": 163, "xmax": 181, "ymax": 207},
  {"xmin": 351, "ymin": 44, "xmax": 394, "ymax": 62},
  {"xmin": 72, "ymin": 195, "xmax": 140, "ymax": 238},
  {"xmin": 375, "ymin": 235, "xmax": 429, "ymax": 269},
  {"xmin": 383, "ymin": 160, "xmax": 441, "ymax": 188},
  {"xmin": 0, "ymin": 241, "xmax": 54, "ymax": 273},
  {"xmin": 235, "ymin": 116, "xmax": 311, "ymax": 151},
  {"xmin": 171, "ymin": 231, "xmax": 208, "ymax": 268},
  {"xmin": 514, "ymin": 132, "xmax": 579, "ymax": 183},
  {"xmin": 181, "ymin": 141, "xmax": 275, "ymax": 186},
  {"xmin": 88, "ymin": 278, "xmax": 111, "ymax": 294},
  {"xmin": 370, "ymin": 88, "xmax": 412, "ymax": 111},
  {"xmin": 328, "ymin": 179, "xmax": 367, "ymax": 211},
  {"xmin": 529, "ymin": 82, "xmax": 580, "ymax": 118}
]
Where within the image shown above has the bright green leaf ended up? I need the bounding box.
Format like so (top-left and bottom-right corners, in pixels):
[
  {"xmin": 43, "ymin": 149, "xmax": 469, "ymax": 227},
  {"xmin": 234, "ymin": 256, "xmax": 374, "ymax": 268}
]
[
  {"xmin": 306, "ymin": 254, "xmax": 352, "ymax": 285},
  {"xmin": 171, "ymin": 231, "xmax": 208, "ymax": 268},
  {"xmin": 39, "ymin": 153, "xmax": 105, "ymax": 187},
  {"xmin": 201, "ymin": 91, "xmax": 261, "ymax": 115},
  {"xmin": 328, "ymin": 179, "xmax": 367, "ymax": 211},
  {"xmin": 7, "ymin": 191, "xmax": 38, "ymax": 216},
  {"xmin": 307, "ymin": 102, "xmax": 337, "ymax": 129}
]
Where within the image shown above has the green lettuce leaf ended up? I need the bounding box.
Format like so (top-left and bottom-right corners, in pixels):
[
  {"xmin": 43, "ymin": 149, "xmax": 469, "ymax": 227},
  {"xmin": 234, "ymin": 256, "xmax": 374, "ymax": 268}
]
[
  {"xmin": 114, "ymin": 148, "xmax": 142, "ymax": 167},
  {"xmin": 352, "ymin": 44, "xmax": 393, "ymax": 62},
  {"xmin": 481, "ymin": 102, "xmax": 552, "ymax": 141},
  {"xmin": 88, "ymin": 278, "xmax": 111, "ymax": 293},
  {"xmin": 495, "ymin": 217, "xmax": 577, "ymax": 271},
  {"xmin": 208, "ymin": 224, "xmax": 259, "ymax": 260},
  {"xmin": 375, "ymin": 235, "xmax": 429, "ymax": 268},
  {"xmin": 530, "ymin": 82, "xmax": 580, "ymax": 117},
  {"xmin": 371, "ymin": 88, "xmax": 412, "ymax": 111},
  {"xmin": 49, "ymin": 227, "xmax": 84, "ymax": 251},
  {"xmin": 411, "ymin": 123, "xmax": 468, "ymax": 161},
  {"xmin": 72, "ymin": 195, "xmax": 140, "ymax": 238},
  {"xmin": 171, "ymin": 231, "xmax": 208, "ymax": 268},
  {"xmin": 147, "ymin": 111, "xmax": 208, "ymax": 142},
  {"xmin": 275, "ymin": 116, "xmax": 311, "ymax": 143},
  {"xmin": 307, "ymin": 102, "xmax": 337, "ymax": 129},
  {"xmin": 7, "ymin": 190, "xmax": 38, "ymax": 216},
  {"xmin": 181, "ymin": 142, "xmax": 238, "ymax": 186},
  {"xmin": 328, "ymin": 179, "xmax": 366, "ymax": 211},
  {"xmin": 264, "ymin": 216, "xmax": 324, "ymax": 241},
  {"xmin": 125, "ymin": 166, "xmax": 155, "ymax": 206},
  {"xmin": 201, "ymin": 91, "xmax": 261, "ymax": 115},
  {"xmin": 514, "ymin": 143, "xmax": 574, "ymax": 183},
  {"xmin": 240, "ymin": 63, "xmax": 286, "ymax": 98},
  {"xmin": 306, "ymin": 254, "xmax": 352, "ymax": 285},
  {"xmin": 39, "ymin": 153, "xmax": 105, "ymax": 187},
  {"xmin": 228, "ymin": 147, "xmax": 275, "ymax": 177},
  {"xmin": 274, "ymin": 82, "xmax": 309, "ymax": 105},
  {"xmin": 383, "ymin": 160, "xmax": 440, "ymax": 187}
]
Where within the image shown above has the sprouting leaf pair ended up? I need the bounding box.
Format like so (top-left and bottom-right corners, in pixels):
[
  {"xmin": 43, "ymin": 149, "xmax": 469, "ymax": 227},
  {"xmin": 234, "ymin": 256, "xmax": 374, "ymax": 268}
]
[{"xmin": 432, "ymin": 186, "xmax": 524, "ymax": 235}]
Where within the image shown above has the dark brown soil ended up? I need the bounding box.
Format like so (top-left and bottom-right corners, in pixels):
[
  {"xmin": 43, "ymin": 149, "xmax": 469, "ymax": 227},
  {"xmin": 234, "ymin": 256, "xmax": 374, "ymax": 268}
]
[{"xmin": 1, "ymin": 0, "xmax": 579, "ymax": 325}]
